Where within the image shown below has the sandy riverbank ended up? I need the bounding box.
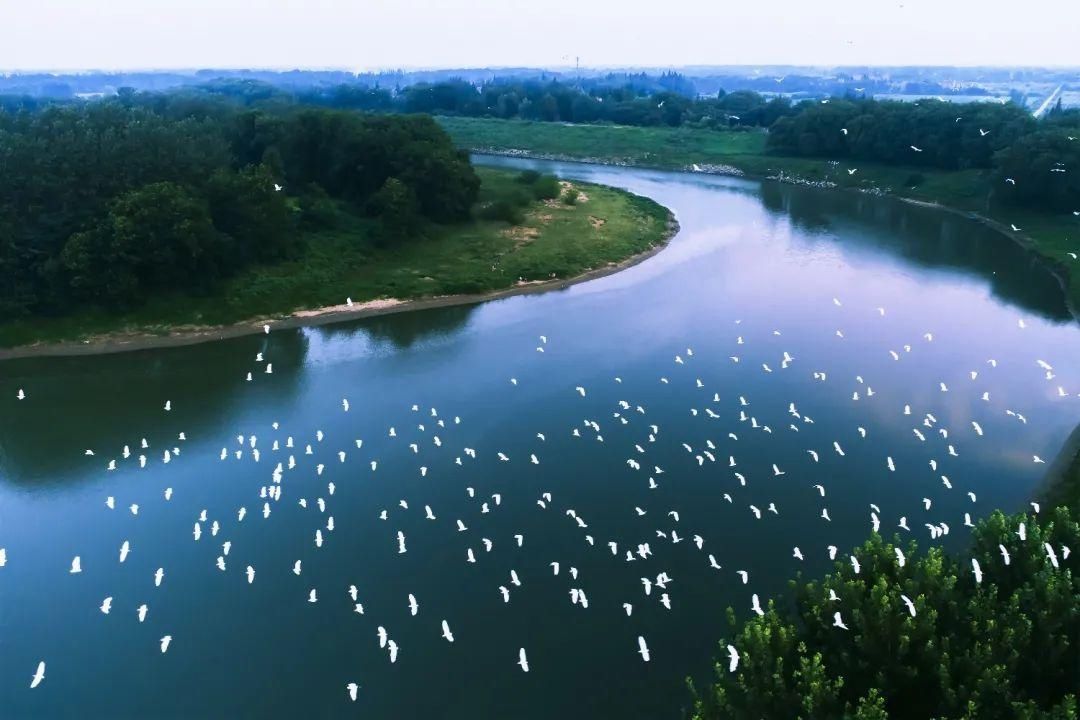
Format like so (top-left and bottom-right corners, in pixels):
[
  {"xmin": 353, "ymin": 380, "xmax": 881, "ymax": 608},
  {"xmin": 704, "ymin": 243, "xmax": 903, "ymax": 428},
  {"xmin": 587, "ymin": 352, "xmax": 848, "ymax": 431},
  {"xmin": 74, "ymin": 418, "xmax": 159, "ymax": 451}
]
[{"xmin": 0, "ymin": 217, "xmax": 679, "ymax": 361}]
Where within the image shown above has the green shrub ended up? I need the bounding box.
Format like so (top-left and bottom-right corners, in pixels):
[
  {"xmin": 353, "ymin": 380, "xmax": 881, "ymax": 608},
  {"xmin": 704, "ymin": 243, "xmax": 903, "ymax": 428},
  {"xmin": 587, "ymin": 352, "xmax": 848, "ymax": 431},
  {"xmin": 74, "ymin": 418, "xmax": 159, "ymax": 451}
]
[
  {"xmin": 531, "ymin": 175, "xmax": 562, "ymax": 200},
  {"xmin": 563, "ymin": 187, "xmax": 580, "ymax": 205}
]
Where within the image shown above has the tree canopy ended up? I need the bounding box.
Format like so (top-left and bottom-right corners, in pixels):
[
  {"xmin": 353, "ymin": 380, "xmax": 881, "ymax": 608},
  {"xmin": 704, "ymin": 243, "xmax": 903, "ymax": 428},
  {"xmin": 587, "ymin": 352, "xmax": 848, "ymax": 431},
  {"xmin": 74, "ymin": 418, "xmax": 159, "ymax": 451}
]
[
  {"xmin": 190, "ymin": 76, "xmax": 795, "ymax": 130},
  {"xmin": 767, "ymin": 97, "xmax": 1037, "ymax": 170},
  {"xmin": 0, "ymin": 93, "xmax": 478, "ymax": 314},
  {"xmin": 689, "ymin": 507, "xmax": 1080, "ymax": 720},
  {"xmin": 994, "ymin": 127, "xmax": 1080, "ymax": 212},
  {"xmin": 292, "ymin": 79, "xmax": 1078, "ymax": 215}
]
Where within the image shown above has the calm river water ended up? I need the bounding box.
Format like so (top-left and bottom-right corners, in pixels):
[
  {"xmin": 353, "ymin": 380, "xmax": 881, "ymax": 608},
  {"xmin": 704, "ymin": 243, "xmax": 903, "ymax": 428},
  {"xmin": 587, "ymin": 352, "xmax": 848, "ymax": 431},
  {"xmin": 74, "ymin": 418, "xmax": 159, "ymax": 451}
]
[{"xmin": 1, "ymin": 157, "xmax": 1078, "ymax": 718}]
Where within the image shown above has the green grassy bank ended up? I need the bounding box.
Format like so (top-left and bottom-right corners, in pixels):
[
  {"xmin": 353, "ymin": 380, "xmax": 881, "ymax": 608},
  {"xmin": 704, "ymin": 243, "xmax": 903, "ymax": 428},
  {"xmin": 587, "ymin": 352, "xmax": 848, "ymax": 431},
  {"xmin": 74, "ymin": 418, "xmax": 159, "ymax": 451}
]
[
  {"xmin": 439, "ymin": 116, "xmax": 1080, "ymax": 313},
  {"xmin": 0, "ymin": 167, "xmax": 673, "ymax": 350}
]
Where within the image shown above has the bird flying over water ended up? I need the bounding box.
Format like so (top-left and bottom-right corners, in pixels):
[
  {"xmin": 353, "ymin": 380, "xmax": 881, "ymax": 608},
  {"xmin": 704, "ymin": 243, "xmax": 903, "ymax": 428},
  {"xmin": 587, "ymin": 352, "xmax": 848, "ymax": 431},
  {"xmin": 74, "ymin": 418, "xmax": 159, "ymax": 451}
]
[
  {"xmin": 637, "ymin": 636, "xmax": 650, "ymax": 662},
  {"xmin": 30, "ymin": 661, "xmax": 45, "ymax": 689}
]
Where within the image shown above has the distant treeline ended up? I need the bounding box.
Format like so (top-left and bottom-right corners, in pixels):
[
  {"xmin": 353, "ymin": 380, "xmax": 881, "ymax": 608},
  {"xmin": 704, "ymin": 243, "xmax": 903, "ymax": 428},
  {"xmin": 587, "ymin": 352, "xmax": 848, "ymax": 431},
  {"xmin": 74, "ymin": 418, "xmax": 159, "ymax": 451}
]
[
  {"xmin": 287, "ymin": 79, "xmax": 1077, "ymax": 214},
  {"xmin": 4, "ymin": 66, "xmax": 1074, "ymax": 102},
  {"xmin": 0, "ymin": 93, "xmax": 478, "ymax": 315},
  {"xmin": 386, "ymin": 80, "xmax": 795, "ymax": 129},
  {"xmin": 767, "ymin": 97, "xmax": 1080, "ymax": 212},
  {"xmin": 143, "ymin": 77, "xmax": 793, "ymax": 130}
]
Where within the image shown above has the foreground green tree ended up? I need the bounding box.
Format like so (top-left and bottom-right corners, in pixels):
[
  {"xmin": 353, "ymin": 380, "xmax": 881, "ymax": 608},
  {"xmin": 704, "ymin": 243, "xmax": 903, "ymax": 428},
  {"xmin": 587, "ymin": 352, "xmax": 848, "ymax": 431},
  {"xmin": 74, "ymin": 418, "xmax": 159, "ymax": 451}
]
[{"xmin": 689, "ymin": 508, "xmax": 1079, "ymax": 720}]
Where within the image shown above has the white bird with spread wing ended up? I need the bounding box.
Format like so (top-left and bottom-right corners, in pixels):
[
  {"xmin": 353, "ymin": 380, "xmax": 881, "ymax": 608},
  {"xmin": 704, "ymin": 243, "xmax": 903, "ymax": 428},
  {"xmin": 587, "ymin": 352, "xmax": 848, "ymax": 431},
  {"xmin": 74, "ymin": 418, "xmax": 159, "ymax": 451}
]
[
  {"xmin": 30, "ymin": 661, "xmax": 45, "ymax": 689},
  {"xmin": 727, "ymin": 645, "xmax": 740, "ymax": 672},
  {"xmin": 901, "ymin": 594, "xmax": 916, "ymax": 617},
  {"xmin": 637, "ymin": 636, "xmax": 650, "ymax": 662}
]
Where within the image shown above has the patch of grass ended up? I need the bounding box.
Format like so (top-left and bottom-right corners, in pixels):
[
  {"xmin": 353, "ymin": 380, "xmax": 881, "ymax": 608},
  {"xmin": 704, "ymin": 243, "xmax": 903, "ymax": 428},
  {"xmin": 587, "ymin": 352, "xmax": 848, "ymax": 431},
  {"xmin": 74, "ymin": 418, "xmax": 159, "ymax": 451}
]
[
  {"xmin": 439, "ymin": 116, "xmax": 764, "ymax": 169},
  {"xmin": 0, "ymin": 167, "xmax": 672, "ymax": 348},
  {"xmin": 439, "ymin": 116, "xmax": 1080, "ymax": 313}
]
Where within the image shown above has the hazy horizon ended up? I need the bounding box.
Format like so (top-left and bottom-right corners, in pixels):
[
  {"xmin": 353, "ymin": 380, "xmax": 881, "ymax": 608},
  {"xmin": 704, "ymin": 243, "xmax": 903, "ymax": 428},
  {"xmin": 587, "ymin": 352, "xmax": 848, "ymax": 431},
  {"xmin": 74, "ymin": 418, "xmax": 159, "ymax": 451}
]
[
  {"xmin": 5, "ymin": 62, "xmax": 1080, "ymax": 75},
  {"xmin": 1, "ymin": 0, "xmax": 1078, "ymax": 73}
]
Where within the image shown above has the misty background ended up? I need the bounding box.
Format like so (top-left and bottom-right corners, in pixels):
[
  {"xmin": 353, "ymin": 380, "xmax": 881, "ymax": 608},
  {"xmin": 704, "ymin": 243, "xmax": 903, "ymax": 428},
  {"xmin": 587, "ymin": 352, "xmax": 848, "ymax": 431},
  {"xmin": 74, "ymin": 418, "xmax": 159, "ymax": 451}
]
[{"xmin": 1, "ymin": 0, "xmax": 1078, "ymax": 71}]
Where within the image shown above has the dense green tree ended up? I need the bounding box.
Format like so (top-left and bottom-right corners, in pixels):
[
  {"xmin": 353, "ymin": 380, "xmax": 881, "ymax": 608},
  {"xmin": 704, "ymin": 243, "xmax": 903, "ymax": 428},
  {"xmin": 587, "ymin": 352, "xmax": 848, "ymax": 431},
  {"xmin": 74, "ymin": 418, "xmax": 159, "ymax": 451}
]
[
  {"xmin": 767, "ymin": 97, "xmax": 1036, "ymax": 171},
  {"xmin": 689, "ymin": 508, "xmax": 1080, "ymax": 720},
  {"xmin": 204, "ymin": 163, "xmax": 297, "ymax": 264},
  {"xmin": 367, "ymin": 177, "xmax": 420, "ymax": 243},
  {"xmin": 994, "ymin": 130, "xmax": 1080, "ymax": 212},
  {"xmin": 61, "ymin": 182, "xmax": 223, "ymax": 305}
]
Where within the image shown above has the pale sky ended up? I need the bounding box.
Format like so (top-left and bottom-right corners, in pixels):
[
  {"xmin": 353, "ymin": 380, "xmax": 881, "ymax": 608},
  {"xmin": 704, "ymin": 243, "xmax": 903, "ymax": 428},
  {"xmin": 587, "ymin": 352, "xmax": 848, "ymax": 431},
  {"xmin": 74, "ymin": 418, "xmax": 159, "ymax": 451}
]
[{"xmin": 0, "ymin": 0, "xmax": 1077, "ymax": 72}]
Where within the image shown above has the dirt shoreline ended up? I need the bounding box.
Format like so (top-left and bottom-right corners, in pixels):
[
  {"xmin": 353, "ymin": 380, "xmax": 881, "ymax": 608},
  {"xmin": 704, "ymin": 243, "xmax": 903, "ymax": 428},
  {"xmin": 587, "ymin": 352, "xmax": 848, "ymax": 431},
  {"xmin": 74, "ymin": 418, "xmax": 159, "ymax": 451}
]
[{"xmin": 0, "ymin": 216, "xmax": 679, "ymax": 361}]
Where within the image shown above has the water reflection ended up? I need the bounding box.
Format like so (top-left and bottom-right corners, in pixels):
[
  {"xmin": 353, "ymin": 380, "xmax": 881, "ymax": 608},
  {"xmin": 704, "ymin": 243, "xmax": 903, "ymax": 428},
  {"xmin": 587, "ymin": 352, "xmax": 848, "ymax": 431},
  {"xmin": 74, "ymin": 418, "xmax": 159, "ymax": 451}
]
[
  {"xmin": 0, "ymin": 331, "xmax": 310, "ymax": 484},
  {"xmin": 759, "ymin": 181, "xmax": 1072, "ymax": 322},
  {"xmin": 337, "ymin": 303, "xmax": 477, "ymax": 351}
]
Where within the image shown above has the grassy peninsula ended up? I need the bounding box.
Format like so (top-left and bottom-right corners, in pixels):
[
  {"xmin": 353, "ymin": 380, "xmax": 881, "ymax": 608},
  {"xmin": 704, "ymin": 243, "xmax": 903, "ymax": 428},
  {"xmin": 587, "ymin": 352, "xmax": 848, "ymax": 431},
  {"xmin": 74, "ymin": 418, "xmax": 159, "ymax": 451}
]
[
  {"xmin": 439, "ymin": 116, "xmax": 1080, "ymax": 312},
  {"xmin": 0, "ymin": 93, "xmax": 673, "ymax": 352},
  {"xmin": 0, "ymin": 166, "xmax": 672, "ymax": 350}
]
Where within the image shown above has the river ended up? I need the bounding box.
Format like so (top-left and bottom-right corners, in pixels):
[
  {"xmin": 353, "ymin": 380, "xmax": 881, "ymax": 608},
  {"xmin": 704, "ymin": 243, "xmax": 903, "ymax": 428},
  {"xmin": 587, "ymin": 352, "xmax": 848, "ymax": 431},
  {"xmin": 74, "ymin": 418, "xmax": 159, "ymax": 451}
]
[{"xmin": 1, "ymin": 157, "xmax": 1078, "ymax": 718}]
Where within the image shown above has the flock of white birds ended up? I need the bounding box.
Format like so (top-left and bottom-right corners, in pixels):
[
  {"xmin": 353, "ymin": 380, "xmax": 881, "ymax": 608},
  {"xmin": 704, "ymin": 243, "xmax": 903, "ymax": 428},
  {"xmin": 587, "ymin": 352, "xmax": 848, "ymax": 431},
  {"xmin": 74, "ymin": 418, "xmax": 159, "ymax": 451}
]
[{"xmin": 4, "ymin": 299, "xmax": 1078, "ymax": 706}]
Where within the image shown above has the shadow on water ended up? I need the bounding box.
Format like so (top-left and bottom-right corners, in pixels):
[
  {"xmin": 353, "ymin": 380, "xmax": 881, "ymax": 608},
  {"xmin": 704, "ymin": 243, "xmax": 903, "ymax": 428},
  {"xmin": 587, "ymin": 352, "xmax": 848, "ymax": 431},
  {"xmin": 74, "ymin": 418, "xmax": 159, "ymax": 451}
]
[
  {"xmin": 760, "ymin": 181, "xmax": 1072, "ymax": 322},
  {"xmin": 0, "ymin": 331, "xmax": 310, "ymax": 485},
  {"xmin": 328, "ymin": 303, "xmax": 477, "ymax": 351},
  {"xmin": 0, "ymin": 305, "xmax": 482, "ymax": 488}
]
